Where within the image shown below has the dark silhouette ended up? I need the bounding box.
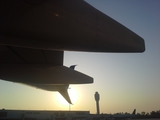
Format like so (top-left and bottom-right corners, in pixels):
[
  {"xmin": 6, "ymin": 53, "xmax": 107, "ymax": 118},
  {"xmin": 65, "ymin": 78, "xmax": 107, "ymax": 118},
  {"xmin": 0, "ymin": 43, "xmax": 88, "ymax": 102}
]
[{"xmin": 113, "ymin": 110, "xmax": 160, "ymax": 118}]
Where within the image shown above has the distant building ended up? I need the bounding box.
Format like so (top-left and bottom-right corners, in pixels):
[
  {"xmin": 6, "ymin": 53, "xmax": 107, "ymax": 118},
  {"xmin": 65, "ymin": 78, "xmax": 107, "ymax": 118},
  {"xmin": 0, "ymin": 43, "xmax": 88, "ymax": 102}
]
[{"xmin": 0, "ymin": 109, "xmax": 90, "ymax": 120}]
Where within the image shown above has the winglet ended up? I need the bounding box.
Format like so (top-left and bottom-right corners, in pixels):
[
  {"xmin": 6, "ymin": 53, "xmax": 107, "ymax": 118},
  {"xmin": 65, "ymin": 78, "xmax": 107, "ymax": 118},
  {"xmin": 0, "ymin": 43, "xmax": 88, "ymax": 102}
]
[
  {"xmin": 70, "ymin": 65, "xmax": 77, "ymax": 70},
  {"xmin": 58, "ymin": 85, "xmax": 72, "ymax": 104}
]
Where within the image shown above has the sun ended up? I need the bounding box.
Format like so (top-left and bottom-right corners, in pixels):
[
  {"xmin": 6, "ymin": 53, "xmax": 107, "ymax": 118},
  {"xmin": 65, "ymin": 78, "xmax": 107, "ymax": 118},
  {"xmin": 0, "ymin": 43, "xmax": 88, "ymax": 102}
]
[{"xmin": 55, "ymin": 87, "xmax": 79, "ymax": 106}]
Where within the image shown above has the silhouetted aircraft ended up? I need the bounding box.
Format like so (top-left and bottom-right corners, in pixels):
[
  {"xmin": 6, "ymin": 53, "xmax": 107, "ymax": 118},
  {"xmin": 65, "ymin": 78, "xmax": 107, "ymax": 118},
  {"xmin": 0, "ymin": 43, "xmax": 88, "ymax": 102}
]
[
  {"xmin": 0, "ymin": 0, "xmax": 145, "ymax": 103},
  {"xmin": 112, "ymin": 109, "xmax": 136, "ymax": 119}
]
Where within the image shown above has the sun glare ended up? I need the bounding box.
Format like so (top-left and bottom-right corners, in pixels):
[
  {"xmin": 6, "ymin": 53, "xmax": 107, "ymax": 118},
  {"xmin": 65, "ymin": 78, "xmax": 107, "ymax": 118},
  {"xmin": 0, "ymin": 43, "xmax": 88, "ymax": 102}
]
[{"xmin": 55, "ymin": 87, "xmax": 79, "ymax": 106}]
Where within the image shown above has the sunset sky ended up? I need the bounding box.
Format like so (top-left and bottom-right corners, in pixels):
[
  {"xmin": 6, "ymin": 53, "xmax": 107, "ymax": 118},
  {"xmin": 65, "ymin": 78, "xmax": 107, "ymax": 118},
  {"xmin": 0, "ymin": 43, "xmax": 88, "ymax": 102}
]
[{"xmin": 1, "ymin": 0, "xmax": 160, "ymax": 114}]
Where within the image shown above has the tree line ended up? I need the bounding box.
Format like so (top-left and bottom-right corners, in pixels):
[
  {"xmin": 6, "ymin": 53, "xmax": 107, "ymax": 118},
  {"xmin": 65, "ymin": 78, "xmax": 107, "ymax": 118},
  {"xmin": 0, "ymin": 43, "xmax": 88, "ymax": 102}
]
[
  {"xmin": 112, "ymin": 110, "xmax": 160, "ymax": 118},
  {"xmin": 135, "ymin": 110, "xmax": 160, "ymax": 118}
]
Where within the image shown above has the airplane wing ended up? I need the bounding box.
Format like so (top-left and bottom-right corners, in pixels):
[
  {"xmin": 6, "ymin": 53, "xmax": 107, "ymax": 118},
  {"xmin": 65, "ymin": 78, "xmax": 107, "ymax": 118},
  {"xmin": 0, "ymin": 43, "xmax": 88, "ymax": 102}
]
[
  {"xmin": 0, "ymin": 46, "xmax": 93, "ymax": 103},
  {"xmin": 0, "ymin": 0, "xmax": 145, "ymax": 103},
  {"xmin": 0, "ymin": 0, "xmax": 145, "ymax": 52},
  {"xmin": 0, "ymin": 46, "xmax": 93, "ymax": 84}
]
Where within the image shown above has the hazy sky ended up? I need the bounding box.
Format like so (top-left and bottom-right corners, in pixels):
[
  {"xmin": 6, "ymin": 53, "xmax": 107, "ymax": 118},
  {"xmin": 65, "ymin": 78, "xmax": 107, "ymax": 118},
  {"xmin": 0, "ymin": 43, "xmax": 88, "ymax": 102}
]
[{"xmin": 1, "ymin": 0, "xmax": 160, "ymax": 114}]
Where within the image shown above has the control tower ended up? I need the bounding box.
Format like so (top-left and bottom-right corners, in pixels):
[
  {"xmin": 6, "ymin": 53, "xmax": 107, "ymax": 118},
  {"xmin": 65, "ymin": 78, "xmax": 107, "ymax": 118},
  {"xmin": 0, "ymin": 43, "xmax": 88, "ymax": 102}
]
[{"xmin": 94, "ymin": 92, "xmax": 100, "ymax": 114}]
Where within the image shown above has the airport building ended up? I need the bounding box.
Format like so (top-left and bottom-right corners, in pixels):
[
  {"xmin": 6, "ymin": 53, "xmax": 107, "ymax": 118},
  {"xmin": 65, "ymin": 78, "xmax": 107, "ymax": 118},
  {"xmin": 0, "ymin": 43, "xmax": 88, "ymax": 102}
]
[
  {"xmin": 0, "ymin": 109, "xmax": 107, "ymax": 120},
  {"xmin": 0, "ymin": 109, "xmax": 110, "ymax": 120}
]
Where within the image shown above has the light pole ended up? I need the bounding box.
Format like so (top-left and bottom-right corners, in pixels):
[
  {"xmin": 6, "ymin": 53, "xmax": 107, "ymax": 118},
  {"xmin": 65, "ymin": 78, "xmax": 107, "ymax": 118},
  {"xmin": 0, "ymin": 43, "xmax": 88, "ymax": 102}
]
[{"xmin": 68, "ymin": 88, "xmax": 71, "ymax": 111}]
